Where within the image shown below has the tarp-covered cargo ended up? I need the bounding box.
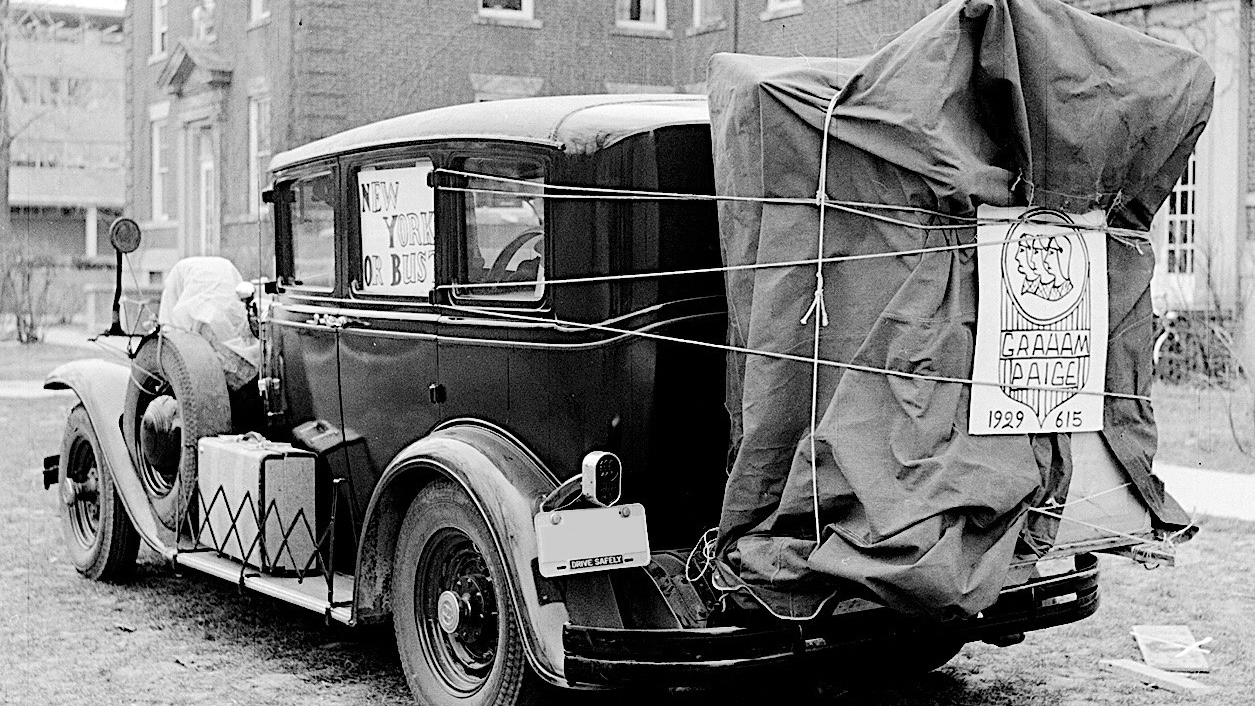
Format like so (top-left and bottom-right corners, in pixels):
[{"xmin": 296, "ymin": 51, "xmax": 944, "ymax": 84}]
[{"xmin": 710, "ymin": 0, "xmax": 1212, "ymax": 620}]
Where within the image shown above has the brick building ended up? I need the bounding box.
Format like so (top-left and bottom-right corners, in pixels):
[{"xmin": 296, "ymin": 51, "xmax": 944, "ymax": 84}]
[
  {"xmin": 124, "ymin": 0, "xmax": 957, "ymax": 281},
  {"xmin": 124, "ymin": 0, "xmax": 1251, "ymax": 347}
]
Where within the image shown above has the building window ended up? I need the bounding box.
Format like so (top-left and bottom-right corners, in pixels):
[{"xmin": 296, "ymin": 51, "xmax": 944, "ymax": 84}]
[
  {"xmin": 1166, "ymin": 154, "xmax": 1197, "ymax": 275},
  {"xmin": 10, "ymin": 76, "xmax": 35, "ymax": 105},
  {"xmin": 152, "ymin": 0, "xmax": 168, "ymax": 56},
  {"xmin": 693, "ymin": 0, "xmax": 724, "ymax": 28},
  {"xmin": 151, "ymin": 119, "xmax": 166, "ymax": 219},
  {"xmin": 193, "ymin": 0, "xmax": 218, "ymax": 42},
  {"xmin": 761, "ymin": 0, "xmax": 802, "ymax": 20},
  {"xmin": 250, "ymin": 0, "xmax": 270, "ymax": 23},
  {"xmin": 150, "ymin": 103, "xmax": 176, "ymax": 222},
  {"xmin": 470, "ymin": 73, "xmax": 544, "ymax": 102},
  {"xmin": 249, "ymin": 95, "xmax": 272, "ymax": 218},
  {"xmin": 480, "ymin": 0, "xmax": 534, "ymax": 20},
  {"xmin": 617, "ymin": 0, "xmax": 667, "ymax": 29}
]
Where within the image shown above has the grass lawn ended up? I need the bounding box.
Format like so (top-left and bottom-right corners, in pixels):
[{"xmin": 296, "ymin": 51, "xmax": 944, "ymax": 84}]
[
  {"xmin": 1153, "ymin": 383, "xmax": 1255, "ymax": 474},
  {"xmin": 4, "ymin": 392, "xmax": 1252, "ymax": 705},
  {"xmin": 0, "ymin": 331, "xmax": 127, "ymax": 381}
]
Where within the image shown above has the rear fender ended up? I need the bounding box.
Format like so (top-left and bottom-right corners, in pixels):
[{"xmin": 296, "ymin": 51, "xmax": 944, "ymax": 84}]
[
  {"xmin": 354, "ymin": 420, "xmax": 570, "ymax": 684},
  {"xmin": 45, "ymin": 359, "xmax": 174, "ymax": 558}
]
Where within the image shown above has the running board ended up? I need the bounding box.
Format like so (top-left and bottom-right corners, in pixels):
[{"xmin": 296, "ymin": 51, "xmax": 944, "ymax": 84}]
[{"xmin": 175, "ymin": 551, "xmax": 355, "ymax": 625}]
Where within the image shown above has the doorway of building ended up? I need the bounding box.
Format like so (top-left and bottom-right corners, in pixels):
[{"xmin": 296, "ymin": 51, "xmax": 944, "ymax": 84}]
[{"xmin": 189, "ymin": 125, "xmax": 218, "ymax": 255}]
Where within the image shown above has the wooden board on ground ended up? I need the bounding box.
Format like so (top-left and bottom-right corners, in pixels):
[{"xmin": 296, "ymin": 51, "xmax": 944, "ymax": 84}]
[
  {"xmin": 1100, "ymin": 659, "xmax": 1213, "ymax": 694},
  {"xmin": 1131, "ymin": 624, "xmax": 1211, "ymax": 672}
]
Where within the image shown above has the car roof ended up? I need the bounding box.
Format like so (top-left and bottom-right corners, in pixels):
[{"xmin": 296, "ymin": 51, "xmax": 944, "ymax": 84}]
[{"xmin": 270, "ymin": 93, "xmax": 711, "ymax": 173}]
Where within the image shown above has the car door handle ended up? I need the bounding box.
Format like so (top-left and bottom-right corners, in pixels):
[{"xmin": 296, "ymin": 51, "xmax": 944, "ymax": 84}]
[
  {"xmin": 305, "ymin": 314, "xmax": 369, "ymax": 330},
  {"xmin": 305, "ymin": 313, "xmax": 345, "ymax": 329}
]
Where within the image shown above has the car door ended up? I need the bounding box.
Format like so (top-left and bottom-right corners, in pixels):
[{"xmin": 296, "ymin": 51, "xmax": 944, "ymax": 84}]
[
  {"xmin": 334, "ymin": 150, "xmax": 443, "ymax": 522},
  {"xmin": 439, "ymin": 151, "xmax": 552, "ymax": 455},
  {"xmin": 268, "ymin": 166, "xmax": 344, "ymax": 441},
  {"xmin": 265, "ymin": 165, "xmax": 348, "ymax": 553}
]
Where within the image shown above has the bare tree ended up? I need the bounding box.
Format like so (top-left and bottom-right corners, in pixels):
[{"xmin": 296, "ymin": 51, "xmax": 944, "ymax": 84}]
[
  {"xmin": 0, "ymin": 0, "xmax": 65, "ymax": 343},
  {"xmin": 0, "ymin": 0, "xmax": 10, "ymax": 248}
]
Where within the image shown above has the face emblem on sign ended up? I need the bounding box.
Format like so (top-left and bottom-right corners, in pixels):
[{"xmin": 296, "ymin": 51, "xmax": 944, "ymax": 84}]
[
  {"xmin": 1004, "ymin": 211, "xmax": 1089, "ymax": 324},
  {"xmin": 998, "ymin": 209, "xmax": 1093, "ymax": 422}
]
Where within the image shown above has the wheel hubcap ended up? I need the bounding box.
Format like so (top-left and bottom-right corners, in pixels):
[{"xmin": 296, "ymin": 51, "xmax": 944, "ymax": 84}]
[
  {"xmin": 65, "ymin": 437, "xmax": 101, "ymax": 549},
  {"xmin": 437, "ymin": 590, "xmax": 461, "ymax": 634}
]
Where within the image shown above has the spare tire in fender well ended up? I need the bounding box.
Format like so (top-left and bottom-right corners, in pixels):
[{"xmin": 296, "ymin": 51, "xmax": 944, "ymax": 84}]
[{"xmin": 122, "ymin": 330, "xmax": 233, "ymax": 531}]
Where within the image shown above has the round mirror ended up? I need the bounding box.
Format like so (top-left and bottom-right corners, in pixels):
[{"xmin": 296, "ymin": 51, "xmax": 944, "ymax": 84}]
[{"xmin": 108, "ymin": 217, "xmax": 143, "ymax": 254}]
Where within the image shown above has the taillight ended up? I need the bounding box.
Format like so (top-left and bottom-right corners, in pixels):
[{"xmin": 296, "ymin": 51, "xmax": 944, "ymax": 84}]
[{"xmin": 581, "ymin": 451, "xmax": 622, "ymax": 506}]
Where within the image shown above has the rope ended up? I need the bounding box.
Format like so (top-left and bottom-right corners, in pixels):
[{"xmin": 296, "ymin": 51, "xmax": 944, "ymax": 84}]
[
  {"xmin": 443, "ymin": 303, "xmax": 1152, "ymax": 403},
  {"xmin": 436, "ymin": 226, "xmax": 1098, "ymax": 293},
  {"xmin": 803, "ymin": 91, "xmax": 841, "ymax": 543},
  {"xmin": 1041, "ymin": 482, "xmax": 1135, "ymax": 511},
  {"xmin": 1029, "ymin": 506, "xmax": 1168, "ymax": 548},
  {"xmin": 434, "ymin": 168, "xmax": 1153, "ymax": 243},
  {"xmin": 685, "ymin": 527, "xmax": 719, "ymax": 582}
]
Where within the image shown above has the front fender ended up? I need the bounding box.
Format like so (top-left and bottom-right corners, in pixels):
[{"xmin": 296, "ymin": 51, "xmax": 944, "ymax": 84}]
[
  {"xmin": 354, "ymin": 421, "xmax": 569, "ymax": 685},
  {"xmin": 45, "ymin": 359, "xmax": 174, "ymax": 558}
]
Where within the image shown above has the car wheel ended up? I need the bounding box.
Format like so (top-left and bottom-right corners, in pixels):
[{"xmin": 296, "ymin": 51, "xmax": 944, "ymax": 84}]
[
  {"xmin": 60, "ymin": 404, "xmax": 140, "ymax": 582},
  {"xmin": 392, "ymin": 480, "xmax": 544, "ymax": 706},
  {"xmin": 122, "ymin": 331, "xmax": 233, "ymax": 531}
]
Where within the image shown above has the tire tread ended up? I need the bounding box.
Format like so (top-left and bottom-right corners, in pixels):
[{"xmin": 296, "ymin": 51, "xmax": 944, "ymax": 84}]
[
  {"xmin": 391, "ymin": 480, "xmax": 544, "ymax": 706},
  {"xmin": 61, "ymin": 404, "xmax": 140, "ymax": 582}
]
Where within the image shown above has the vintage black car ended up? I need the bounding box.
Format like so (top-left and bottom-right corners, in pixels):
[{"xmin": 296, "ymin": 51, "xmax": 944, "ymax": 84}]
[{"xmin": 46, "ymin": 94, "xmax": 1165, "ymax": 706}]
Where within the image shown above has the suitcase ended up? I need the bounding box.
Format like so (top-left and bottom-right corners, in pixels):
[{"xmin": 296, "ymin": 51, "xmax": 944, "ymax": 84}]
[
  {"xmin": 197, "ymin": 434, "xmax": 318, "ymax": 574},
  {"xmin": 291, "ymin": 419, "xmax": 373, "ymax": 573}
]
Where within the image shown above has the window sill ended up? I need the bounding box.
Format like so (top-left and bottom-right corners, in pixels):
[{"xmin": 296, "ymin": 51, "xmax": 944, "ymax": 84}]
[
  {"xmin": 147, "ymin": 52, "xmax": 168, "ymax": 66},
  {"xmin": 611, "ymin": 23, "xmax": 673, "ymax": 39},
  {"xmin": 140, "ymin": 218, "xmax": 178, "ymax": 231},
  {"xmin": 247, "ymin": 15, "xmax": 271, "ymax": 31},
  {"xmin": 225, "ymin": 213, "xmax": 269, "ymax": 226},
  {"xmin": 685, "ymin": 19, "xmax": 727, "ymax": 37},
  {"xmin": 759, "ymin": 4, "xmax": 804, "ymax": 21},
  {"xmin": 474, "ymin": 14, "xmax": 543, "ymax": 29}
]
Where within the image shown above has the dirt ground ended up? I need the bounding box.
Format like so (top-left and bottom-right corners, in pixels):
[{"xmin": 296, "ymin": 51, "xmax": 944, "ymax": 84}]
[{"xmin": 3, "ymin": 344, "xmax": 1254, "ymax": 705}]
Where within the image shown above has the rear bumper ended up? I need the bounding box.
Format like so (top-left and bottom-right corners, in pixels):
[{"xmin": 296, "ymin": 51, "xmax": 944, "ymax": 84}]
[{"xmin": 564, "ymin": 552, "xmax": 1099, "ymax": 686}]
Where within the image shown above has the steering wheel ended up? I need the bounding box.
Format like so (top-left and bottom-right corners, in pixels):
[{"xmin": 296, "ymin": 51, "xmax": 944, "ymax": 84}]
[{"xmin": 487, "ymin": 228, "xmax": 544, "ymax": 283}]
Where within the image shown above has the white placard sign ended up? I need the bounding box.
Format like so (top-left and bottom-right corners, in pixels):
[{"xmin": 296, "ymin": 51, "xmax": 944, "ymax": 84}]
[
  {"xmin": 969, "ymin": 207, "xmax": 1108, "ymax": 435},
  {"xmin": 358, "ymin": 161, "xmax": 435, "ymax": 297}
]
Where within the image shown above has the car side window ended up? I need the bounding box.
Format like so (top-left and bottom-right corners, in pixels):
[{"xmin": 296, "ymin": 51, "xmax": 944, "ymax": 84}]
[
  {"xmin": 356, "ymin": 158, "xmax": 437, "ymax": 298},
  {"xmin": 456, "ymin": 156, "xmax": 545, "ymax": 303},
  {"xmin": 287, "ymin": 172, "xmax": 336, "ymax": 289}
]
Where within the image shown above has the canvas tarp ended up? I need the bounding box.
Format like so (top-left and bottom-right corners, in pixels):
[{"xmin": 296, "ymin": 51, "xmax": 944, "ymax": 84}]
[{"xmin": 710, "ymin": 0, "xmax": 1212, "ymax": 620}]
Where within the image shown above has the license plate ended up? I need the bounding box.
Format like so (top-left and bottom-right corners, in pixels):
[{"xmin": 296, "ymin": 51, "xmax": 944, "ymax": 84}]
[{"xmin": 534, "ymin": 504, "xmax": 650, "ymax": 578}]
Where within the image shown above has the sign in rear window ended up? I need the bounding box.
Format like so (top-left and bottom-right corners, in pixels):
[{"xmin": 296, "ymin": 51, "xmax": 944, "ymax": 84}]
[{"xmin": 358, "ymin": 161, "xmax": 435, "ymax": 297}]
